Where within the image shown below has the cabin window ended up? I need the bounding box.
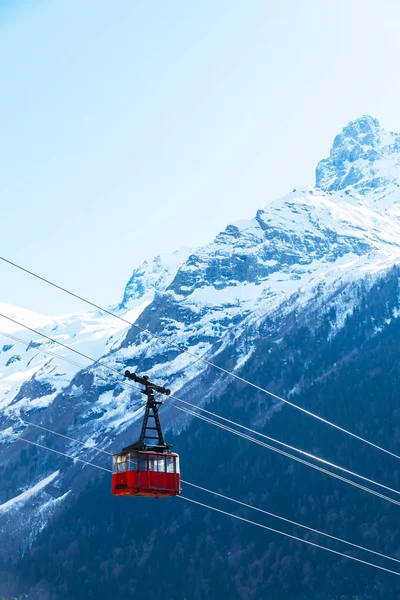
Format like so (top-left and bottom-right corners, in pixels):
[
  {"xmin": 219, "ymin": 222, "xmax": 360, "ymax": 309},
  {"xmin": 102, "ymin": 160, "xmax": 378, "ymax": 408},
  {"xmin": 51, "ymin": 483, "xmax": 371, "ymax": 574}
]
[
  {"xmin": 166, "ymin": 457, "xmax": 175, "ymax": 473},
  {"xmin": 128, "ymin": 455, "xmax": 138, "ymax": 470},
  {"xmin": 175, "ymin": 456, "xmax": 180, "ymax": 474},
  {"xmin": 116, "ymin": 455, "xmax": 127, "ymax": 473},
  {"xmin": 156, "ymin": 457, "xmax": 166, "ymax": 472},
  {"xmin": 139, "ymin": 455, "xmax": 147, "ymax": 471},
  {"xmin": 148, "ymin": 457, "xmax": 166, "ymax": 472}
]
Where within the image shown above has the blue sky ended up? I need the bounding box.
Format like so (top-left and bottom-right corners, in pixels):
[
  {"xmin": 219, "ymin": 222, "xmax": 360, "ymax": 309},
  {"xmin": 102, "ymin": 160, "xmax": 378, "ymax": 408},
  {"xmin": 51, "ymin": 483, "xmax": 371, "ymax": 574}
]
[{"xmin": 2, "ymin": 0, "xmax": 400, "ymax": 314}]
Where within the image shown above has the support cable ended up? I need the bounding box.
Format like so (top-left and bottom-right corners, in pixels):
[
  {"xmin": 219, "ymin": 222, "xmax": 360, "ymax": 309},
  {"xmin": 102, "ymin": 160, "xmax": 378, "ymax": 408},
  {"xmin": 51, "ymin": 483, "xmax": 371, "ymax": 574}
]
[
  {"xmin": 2, "ymin": 431, "xmax": 112, "ymax": 473},
  {"xmin": 171, "ymin": 398, "xmax": 400, "ymax": 498},
  {"xmin": 20, "ymin": 420, "xmax": 114, "ymax": 456},
  {"xmin": 178, "ymin": 496, "xmax": 400, "ymax": 578},
  {"xmin": 173, "ymin": 405, "xmax": 400, "ymax": 508},
  {"xmin": 1, "ymin": 255, "xmax": 400, "ymax": 462},
  {"xmin": 2, "ymin": 429, "xmax": 400, "ymax": 574},
  {"xmin": 0, "ymin": 312, "xmax": 124, "ymax": 378},
  {"xmin": 181, "ymin": 480, "xmax": 400, "ymax": 565},
  {"xmin": 2, "ymin": 325, "xmax": 400, "ymax": 508}
]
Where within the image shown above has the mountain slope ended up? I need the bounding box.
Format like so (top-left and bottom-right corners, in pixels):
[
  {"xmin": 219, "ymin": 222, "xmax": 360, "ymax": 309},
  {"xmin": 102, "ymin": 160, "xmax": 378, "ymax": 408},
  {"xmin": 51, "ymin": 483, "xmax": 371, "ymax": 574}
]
[
  {"xmin": 11, "ymin": 264, "xmax": 400, "ymax": 600},
  {"xmin": 2, "ymin": 115, "xmax": 400, "ymax": 598}
]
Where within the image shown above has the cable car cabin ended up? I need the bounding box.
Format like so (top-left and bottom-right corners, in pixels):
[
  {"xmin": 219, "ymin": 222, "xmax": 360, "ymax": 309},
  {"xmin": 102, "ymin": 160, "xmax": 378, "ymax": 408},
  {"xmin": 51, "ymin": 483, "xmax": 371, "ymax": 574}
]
[
  {"xmin": 112, "ymin": 450, "xmax": 181, "ymax": 498},
  {"xmin": 112, "ymin": 370, "xmax": 180, "ymax": 499}
]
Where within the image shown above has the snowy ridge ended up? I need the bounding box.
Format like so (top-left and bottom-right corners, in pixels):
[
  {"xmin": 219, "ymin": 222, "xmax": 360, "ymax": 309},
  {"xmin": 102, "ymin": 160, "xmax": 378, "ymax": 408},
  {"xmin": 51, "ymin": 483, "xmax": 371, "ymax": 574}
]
[
  {"xmin": 118, "ymin": 247, "xmax": 193, "ymax": 309},
  {"xmin": 0, "ymin": 302, "xmax": 50, "ymax": 334},
  {"xmin": 0, "ymin": 309, "xmax": 129, "ymax": 415},
  {"xmin": 0, "ymin": 251, "xmax": 192, "ymax": 419},
  {"xmin": 0, "ymin": 470, "xmax": 60, "ymax": 513}
]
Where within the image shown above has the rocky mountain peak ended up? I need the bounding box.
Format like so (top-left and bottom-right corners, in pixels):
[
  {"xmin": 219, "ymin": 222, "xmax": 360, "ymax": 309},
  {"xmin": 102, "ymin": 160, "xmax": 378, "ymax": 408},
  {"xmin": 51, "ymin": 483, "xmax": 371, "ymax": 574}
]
[
  {"xmin": 118, "ymin": 247, "xmax": 193, "ymax": 309},
  {"xmin": 315, "ymin": 115, "xmax": 400, "ymax": 199},
  {"xmin": 340, "ymin": 114, "xmax": 380, "ymax": 138}
]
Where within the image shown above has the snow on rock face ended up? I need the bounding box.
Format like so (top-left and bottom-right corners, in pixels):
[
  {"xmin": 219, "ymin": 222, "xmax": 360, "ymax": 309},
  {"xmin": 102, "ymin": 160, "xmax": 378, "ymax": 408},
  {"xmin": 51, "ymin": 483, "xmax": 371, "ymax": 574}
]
[
  {"xmin": 0, "ymin": 302, "xmax": 51, "ymax": 334},
  {"xmin": 168, "ymin": 187, "xmax": 400, "ymax": 303},
  {"xmin": 316, "ymin": 115, "xmax": 400, "ymax": 201},
  {"xmin": 5, "ymin": 115, "xmax": 400, "ymax": 556},
  {"xmin": 6, "ymin": 116, "xmax": 400, "ymax": 442},
  {"xmin": 119, "ymin": 248, "xmax": 193, "ymax": 309},
  {"xmin": 0, "ymin": 250, "xmax": 192, "ymax": 420},
  {"xmin": 0, "ymin": 470, "xmax": 70, "ymax": 558},
  {"xmin": 0, "ymin": 470, "xmax": 60, "ymax": 513},
  {"xmin": 112, "ymin": 186, "xmax": 400, "ymax": 428},
  {"xmin": 0, "ymin": 309, "xmax": 130, "ymax": 416}
]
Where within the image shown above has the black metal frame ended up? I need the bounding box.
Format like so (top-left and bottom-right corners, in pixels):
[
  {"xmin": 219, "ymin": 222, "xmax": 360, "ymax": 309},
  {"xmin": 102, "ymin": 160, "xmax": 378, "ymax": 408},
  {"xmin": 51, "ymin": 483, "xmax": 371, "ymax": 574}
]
[{"xmin": 123, "ymin": 370, "xmax": 171, "ymax": 453}]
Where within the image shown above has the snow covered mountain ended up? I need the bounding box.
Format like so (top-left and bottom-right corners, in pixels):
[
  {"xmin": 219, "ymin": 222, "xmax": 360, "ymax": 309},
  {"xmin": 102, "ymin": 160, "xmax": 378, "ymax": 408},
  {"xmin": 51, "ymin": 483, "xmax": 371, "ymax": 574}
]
[
  {"xmin": 316, "ymin": 115, "xmax": 400, "ymax": 199},
  {"xmin": 3, "ymin": 115, "xmax": 400, "ymax": 576},
  {"xmin": 0, "ymin": 248, "xmax": 192, "ymax": 417}
]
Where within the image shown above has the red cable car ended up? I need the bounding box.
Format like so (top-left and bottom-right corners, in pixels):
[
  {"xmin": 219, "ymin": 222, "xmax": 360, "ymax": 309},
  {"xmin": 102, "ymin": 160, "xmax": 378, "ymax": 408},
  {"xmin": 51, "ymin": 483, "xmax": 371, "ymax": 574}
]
[{"xmin": 112, "ymin": 371, "xmax": 181, "ymax": 498}]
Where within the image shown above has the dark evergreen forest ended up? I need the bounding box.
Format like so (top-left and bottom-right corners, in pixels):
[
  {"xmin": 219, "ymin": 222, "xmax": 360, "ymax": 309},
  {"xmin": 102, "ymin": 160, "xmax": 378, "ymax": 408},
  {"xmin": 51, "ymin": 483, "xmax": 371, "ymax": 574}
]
[{"xmin": 5, "ymin": 269, "xmax": 400, "ymax": 599}]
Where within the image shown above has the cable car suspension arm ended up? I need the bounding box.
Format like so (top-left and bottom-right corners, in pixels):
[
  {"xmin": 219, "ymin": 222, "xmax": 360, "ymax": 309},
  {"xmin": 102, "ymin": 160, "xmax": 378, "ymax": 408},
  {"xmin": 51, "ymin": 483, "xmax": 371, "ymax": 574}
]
[{"xmin": 123, "ymin": 370, "xmax": 171, "ymax": 452}]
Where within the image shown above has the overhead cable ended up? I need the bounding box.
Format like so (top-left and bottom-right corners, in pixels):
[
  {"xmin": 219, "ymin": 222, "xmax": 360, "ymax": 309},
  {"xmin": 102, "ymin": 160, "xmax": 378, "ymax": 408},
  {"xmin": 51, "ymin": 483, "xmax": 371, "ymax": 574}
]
[
  {"xmin": 181, "ymin": 481, "xmax": 400, "ymax": 565},
  {"xmin": 2, "ymin": 431, "xmax": 112, "ymax": 473},
  {"xmin": 3, "ymin": 428, "xmax": 400, "ymax": 574},
  {"xmin": 173, "ymin": 405, "xmax": 400, "ymax": 508},
  {"xmin": 178, "ymin": 496, "xmax": 400, "ymax": 577},
  {"xmin": 20, "ymin": 420, "xmax": 114, "ymax": 456},
  {"xmin": 2, "ymin": 324, "xmax": 400, "ymax": 509},
  {"xmin": 0, "ymin": 312, "xmax": 123, "ymax": 378},
  {"xmin": 171, "ymin": 398, "xmax": 400, "ymax": 498},
  {"xmin": 1, "ymin": 255, "xmax": 400, "ymax": 461}
]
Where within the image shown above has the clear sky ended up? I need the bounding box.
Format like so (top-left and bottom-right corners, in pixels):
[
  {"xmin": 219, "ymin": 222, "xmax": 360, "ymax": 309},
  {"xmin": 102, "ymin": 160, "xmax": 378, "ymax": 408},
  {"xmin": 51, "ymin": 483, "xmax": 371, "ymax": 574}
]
[{"xmin": 2, "ymin": 0, "xmax": 400, "ymax": 315}]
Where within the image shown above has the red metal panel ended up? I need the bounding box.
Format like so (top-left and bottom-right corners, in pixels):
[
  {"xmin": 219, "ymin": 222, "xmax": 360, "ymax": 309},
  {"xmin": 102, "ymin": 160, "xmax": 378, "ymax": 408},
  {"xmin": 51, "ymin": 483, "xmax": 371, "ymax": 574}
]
[{"xmin": 112, "ymin": 471, "xmax": 181, "ymax": 497}]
